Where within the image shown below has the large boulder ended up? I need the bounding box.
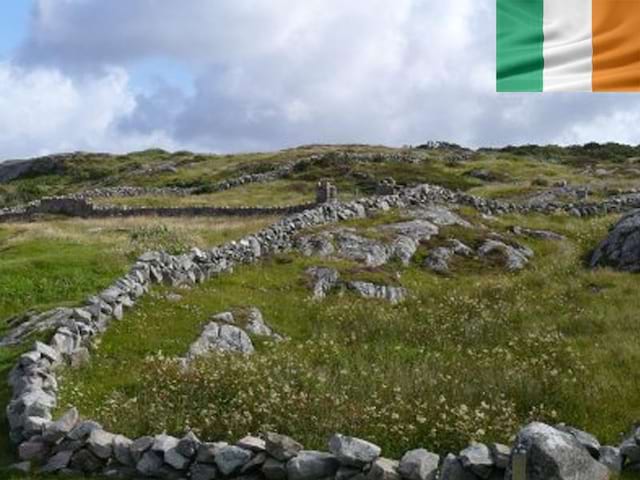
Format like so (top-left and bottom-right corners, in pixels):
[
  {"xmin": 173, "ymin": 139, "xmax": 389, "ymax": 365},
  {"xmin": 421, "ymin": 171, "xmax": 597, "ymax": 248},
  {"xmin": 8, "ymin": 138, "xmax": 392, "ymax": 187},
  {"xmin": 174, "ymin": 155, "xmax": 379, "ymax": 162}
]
[
  {"xmin": 591, "ymin": 210, "xmax": 640, "ymax": 272},
  {"xmin": 505, "ymin": 423, "xmax": 609, "ymax": 480},
  {"xmin": 188, "ymin": 322, "xmax": 255, "ymax": 358}
]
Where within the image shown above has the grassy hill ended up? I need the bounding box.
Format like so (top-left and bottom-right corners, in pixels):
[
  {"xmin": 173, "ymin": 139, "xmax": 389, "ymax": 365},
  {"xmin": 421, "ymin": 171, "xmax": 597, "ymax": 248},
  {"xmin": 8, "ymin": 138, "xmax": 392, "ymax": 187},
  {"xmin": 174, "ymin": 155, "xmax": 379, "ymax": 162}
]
[{"xmin": 2, "ymin": 143, "xmax": 640, "ymax": 479}]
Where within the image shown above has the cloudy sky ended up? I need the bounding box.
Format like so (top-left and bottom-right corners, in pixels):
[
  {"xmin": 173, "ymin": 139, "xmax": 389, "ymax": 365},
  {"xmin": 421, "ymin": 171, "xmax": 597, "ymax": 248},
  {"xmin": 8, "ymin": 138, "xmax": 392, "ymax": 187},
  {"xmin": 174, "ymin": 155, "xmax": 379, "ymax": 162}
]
[{"xmin": 1, "ymin": 0, "xmax": 639, "ymax": 160}]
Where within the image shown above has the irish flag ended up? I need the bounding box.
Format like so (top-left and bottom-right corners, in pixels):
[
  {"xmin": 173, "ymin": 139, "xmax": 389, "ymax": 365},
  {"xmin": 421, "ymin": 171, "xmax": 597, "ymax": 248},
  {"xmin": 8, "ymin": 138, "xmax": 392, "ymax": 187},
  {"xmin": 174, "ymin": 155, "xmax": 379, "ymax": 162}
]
[{"xmin": 497, "ymin": 0, "xmax": 640, "ymax": 92}]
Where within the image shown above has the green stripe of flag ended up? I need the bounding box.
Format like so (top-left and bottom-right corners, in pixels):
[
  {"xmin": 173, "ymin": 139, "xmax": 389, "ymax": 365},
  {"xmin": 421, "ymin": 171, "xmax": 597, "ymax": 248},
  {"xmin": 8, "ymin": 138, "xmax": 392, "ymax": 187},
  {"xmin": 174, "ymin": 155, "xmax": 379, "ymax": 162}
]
[{"xmin": 497, "ymin": 0, "xmax": 544, "ymax": 92}]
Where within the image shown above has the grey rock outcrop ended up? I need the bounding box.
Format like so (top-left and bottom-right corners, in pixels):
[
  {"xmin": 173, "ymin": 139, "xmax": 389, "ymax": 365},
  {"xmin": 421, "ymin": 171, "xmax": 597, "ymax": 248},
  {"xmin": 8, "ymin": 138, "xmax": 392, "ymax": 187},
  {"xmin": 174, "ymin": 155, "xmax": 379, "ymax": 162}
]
[
  {"xmin": 188, "ymin": 322, "xmax": 255, "ymax": 358},
  {"xmin": 334, "ymin": 230, "xmax": 391, "ymax": 267},
  {"xmin": 347, "ymin": 281, "xmax": 407, "ymax": 304},
  {"xmin": 591, "ymin": 209, "xmax": 640, "ymax": 272},
  {"xmin": 505, "ymin": 423, "xmax": 609, "ymax": 480},
  {"xmin": 478, "ymin": 239, "xmax": 533, "ymax": 271},
  {"xmin": 306, "ymin": 267, "xmax": 341, "ymax": 299}
]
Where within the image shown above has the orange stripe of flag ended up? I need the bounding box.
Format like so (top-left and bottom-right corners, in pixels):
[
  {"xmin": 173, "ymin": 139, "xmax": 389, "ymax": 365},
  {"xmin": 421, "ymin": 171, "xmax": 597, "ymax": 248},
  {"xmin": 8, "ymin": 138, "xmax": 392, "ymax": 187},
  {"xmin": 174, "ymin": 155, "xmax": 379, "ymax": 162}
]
[{"xmin": 592, "ymin": 0, "xmax": 640, "ymax": 92}]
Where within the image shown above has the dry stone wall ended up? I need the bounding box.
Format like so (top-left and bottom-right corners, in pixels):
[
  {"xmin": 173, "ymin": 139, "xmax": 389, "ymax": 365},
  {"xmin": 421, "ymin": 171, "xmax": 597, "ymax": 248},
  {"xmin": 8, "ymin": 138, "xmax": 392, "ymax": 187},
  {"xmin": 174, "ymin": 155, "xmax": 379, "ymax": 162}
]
[
  {"xmin": 0, "ymin": 196, "xmax": 316, "ymax": 223},
  {"xmin": 2, "ymin": 183, "xmax": 636, "ymax": 479}
]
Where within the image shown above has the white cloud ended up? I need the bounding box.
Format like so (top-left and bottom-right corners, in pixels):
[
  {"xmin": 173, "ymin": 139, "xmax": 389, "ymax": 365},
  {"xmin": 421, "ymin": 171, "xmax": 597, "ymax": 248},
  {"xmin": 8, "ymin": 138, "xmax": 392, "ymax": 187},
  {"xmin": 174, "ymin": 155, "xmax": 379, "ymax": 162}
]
[
  {"xmin": 0, "ymin": 63, "xmax": 194, "ymax": 159},
  {"xmin": 2, "ymin": 0, "xmax": 640, "ymax": 159}
]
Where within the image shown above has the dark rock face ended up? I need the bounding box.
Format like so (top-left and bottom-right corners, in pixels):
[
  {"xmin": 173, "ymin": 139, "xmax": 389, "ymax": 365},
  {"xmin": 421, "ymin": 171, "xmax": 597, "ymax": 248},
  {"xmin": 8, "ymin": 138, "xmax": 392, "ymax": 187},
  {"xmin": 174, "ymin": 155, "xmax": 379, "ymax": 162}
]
[
  {"xmin": 0, "ymin": 155, "xmax": 67, "ymax": 183},
  {"xmin": 591, "ymin": 210, "xmax": 640, "ymax": 272},
  {"xmin": 505, "ymin": 423, "xmax": 609, "ymax": 480}
]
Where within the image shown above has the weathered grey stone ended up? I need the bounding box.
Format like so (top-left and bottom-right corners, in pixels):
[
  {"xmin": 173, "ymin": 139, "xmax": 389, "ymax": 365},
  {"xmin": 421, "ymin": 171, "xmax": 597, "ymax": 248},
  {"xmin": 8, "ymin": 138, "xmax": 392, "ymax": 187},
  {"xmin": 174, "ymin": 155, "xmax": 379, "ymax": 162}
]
[
  {"xmin": 237, "ymin": 435, "xmax": 267, "ymax": 452},
  {"xmin": 23, "ymin": 415, "xmax": 50, "ymax": 436},
  {"xmin": 52, "ymin": 438, "xmax": 83, "ymax": 455},
  {"xmin": 591, "ymin": 210, "xmax": 640, "ymax": 271},
  {"xmin": 348, "ymin": 281, "xmax": 407, "ymax": 304},
  {"xmin": 113, "ymin": 434, "xmax": 134, "ymax": 466},
  {"xmin": 478, "ymin": 239, "xmax": 533, "ymax": 271},
  {"xmin": 68, "ymin": 420, "xmax": 102, "ymax": 441},
  {"xmin": 398, "ymin": 448, "xmax": 439, "ymax": 480},
  {"xmin": 188, "ymin": 322, "xmax": 255, "ymax": 357},
  {"xmin": 287, "ymin": 450, "xmax": 340, "ymax": 480},
  {"xmin": 197, "ymin": 442, "xmax": 228, "ymax": 464},
  {"xmin": 619, "ymin": 435, "xmax": 640, "ymax": 463},
  {"xmin": 214, "ymin": 445, "xmax": 253, "ymax": 475},
  {"xmin": 18, "ymin": 440, "xmax": 49, "ymax": 461},
  {"xmin": 177, "ymin": 431, "xmax": 201, "ymax": 458},
  {"xmin": 244, "ymin": 307, "xmax": 277, "ymax": 337},
  {"xmin": 20, "ymin": 350, "xmax": 42, "ymax": 367},
  {"xmin": 130, "ymin": 436, "xmax": 155, "ymax": 463},
  {"xmin": 423, "ymin": 247, "xmax": 454, "ymax": 274},
  {"xmin": 334, "ymin": 230, "xmax": 391, "ymax": 267},
  {"xmin": 152, "ymin": 433, "xmax": 179, "ymax": 453},
  {"xmin": 367, "ymin": 457, "xmax": 400, "ymax": 480},
  {"xmin": 489, "ymin": 444, "xmax": 510, "ymax": 470},
  {"xmin": 20, "ymin": 388, "xmax": 56, "ymax": 417},
  {"xmin": 505, "ymin": 422, "xmax": 609, "ymax": 480},
  {"xmin": 191, "ymin": 462, "xmax": 218, "ymax": 480},
  {"xmin": 40, "ymin": 450, "xmax": 73, "ymax": 473},
  {"xmin": 43, "ymin": 407, "xmax": 78, "ymax": 443},
  {"xmin": 265, "ymin": 432, "xmax": 303, "ymax": 461},
  {"xmin": 438, "ymin": 454, "xmax": 477, "ymax": 480},
  {"xmin": 263, "ymin": 458, "xmax": 288, "ymax": 480},
  {"xmin": 71, "ymin": 448, "xmax": 103, "ymax": 473},
  {"xmin": 296, "ymin": 233, "xmax": 335, "ymax": 258},
  {"xmin": 460, "ymin": 443, "xmax": 493, "ymax": 479},
  {"xmin": 406, "ymin": 206, "xmax": 471, "ymax": 228},
  {"xmin": 598, "ymin": 446, "xmax": 622, "ymax": 474},
  {"xmin": 306, "ymin": 266, "xmax": 341, "ymax": 299},
  {"xmin": 165, "ymin": 446, "xmax": 191, "ymax": 470},
  {"xmin": 137, "ymin": 450, "xmax": 164, "ymax": 476},
  {"xmin": 328, "ymin": 433, "xmax": 381, "ymax": 467},
  {"xmin": 87, "ymin": 429, "xmax": 115, "ymax": 459},
  {"xmin": 242, "ymin": 452, "xmax": 268, "ymax": 473},
  {"xmin": 555, "ymin": 424, "xmax": 601, "ymax": 458},
  {"xmin": 35, "ymin": 341, "xmax": 61, "ymax": 364},
  {"xmin": 212, "ymin": 311, "xmax": 235, "ymax": 324},
  {"xmin": 447, "ymin": 239, "xmax": 473, "ymax": 257}
]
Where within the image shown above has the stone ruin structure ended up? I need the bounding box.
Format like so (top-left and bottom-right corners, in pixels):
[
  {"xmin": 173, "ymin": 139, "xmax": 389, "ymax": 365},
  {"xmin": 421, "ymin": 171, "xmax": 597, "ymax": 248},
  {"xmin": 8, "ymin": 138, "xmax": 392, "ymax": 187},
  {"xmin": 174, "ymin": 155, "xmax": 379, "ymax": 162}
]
[
  {"xmin": 37, "ymin": 198, "xmax": 95, "ymax": 217},
  {"xmin": 316, "ymin": 180, "xmax": 338, "ymax": 204}
]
